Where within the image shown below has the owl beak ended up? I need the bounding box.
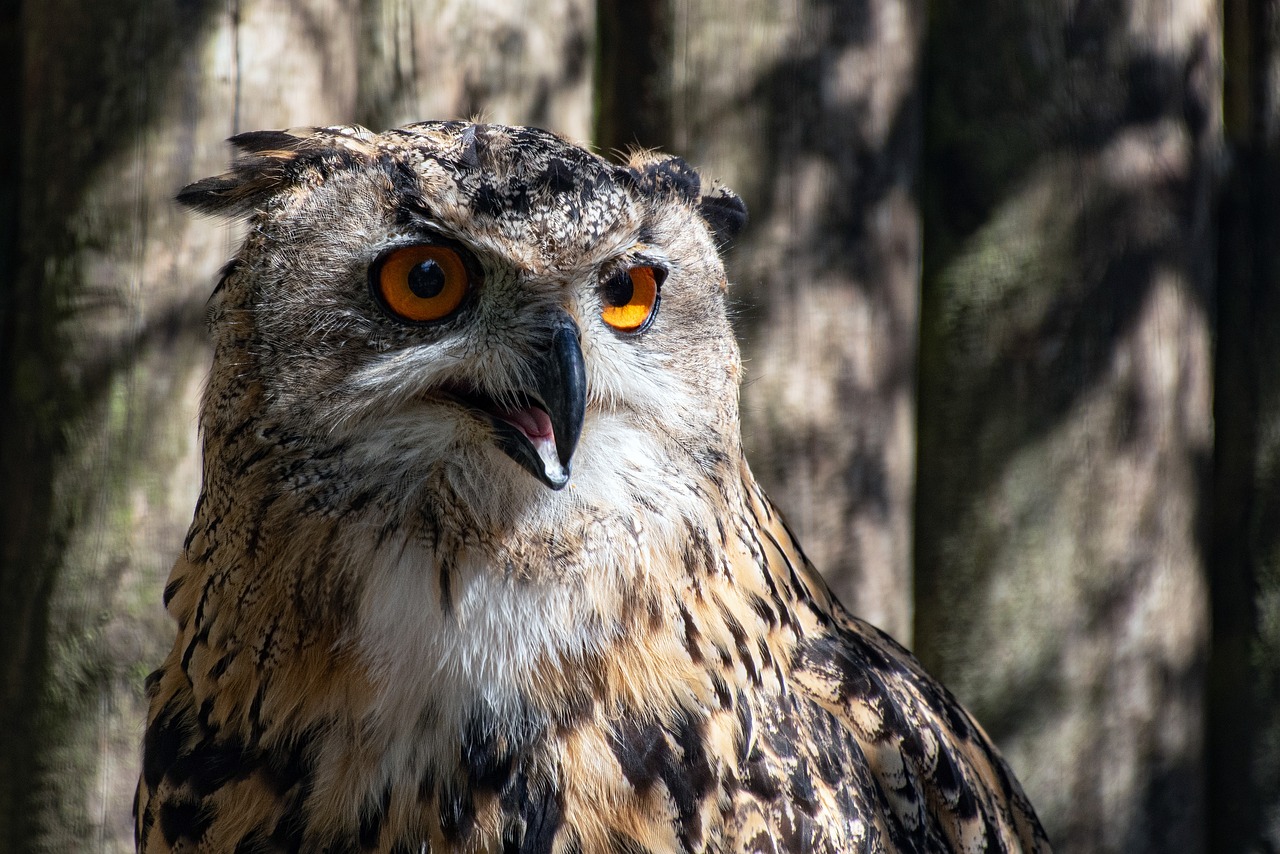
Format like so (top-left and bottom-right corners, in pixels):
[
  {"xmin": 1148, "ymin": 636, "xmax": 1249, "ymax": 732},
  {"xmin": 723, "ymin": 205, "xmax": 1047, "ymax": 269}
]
[{"xmin": 488, "ymin": 314, "xmax": 586, "ymax": 490}]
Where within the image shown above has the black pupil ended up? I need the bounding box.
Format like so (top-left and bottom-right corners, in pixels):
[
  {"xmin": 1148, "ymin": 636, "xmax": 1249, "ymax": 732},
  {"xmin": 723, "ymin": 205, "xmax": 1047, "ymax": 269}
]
[
  {"xmin": 408, "ymin": 259, "xmax": 447, "ymax": 299},
  {"xmin": 603, "ymin": 271, "xmax": 634, "ymax": 306}
]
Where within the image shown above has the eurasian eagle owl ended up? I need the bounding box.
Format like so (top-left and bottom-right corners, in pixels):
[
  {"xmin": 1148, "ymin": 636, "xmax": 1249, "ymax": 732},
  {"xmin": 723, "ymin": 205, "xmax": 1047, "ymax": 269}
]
[{"xmin": 137, "ymin": 122, "xmax": 1050, "ymax": 853}]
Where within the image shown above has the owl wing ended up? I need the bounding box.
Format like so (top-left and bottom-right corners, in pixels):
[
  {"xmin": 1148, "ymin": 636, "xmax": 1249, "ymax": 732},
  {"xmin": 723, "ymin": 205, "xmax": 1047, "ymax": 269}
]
[{"xmin": 744, "ymin": 491, "xmax": 1052, "ymax": 853}]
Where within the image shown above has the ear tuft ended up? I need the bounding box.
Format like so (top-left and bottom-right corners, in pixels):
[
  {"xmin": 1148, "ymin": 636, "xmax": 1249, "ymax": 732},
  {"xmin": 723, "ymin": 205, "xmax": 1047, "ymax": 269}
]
[
  {"xmin": 621, "ymin": 151, "xmax": 748, "ymax": 250},
  {"xmin": 176, "ymin": 154, "xmax": 296, "ymax": 217},
  {"xmin": 227, "ymin": 129, "xmax": 311, "ymax": 155},
  {"xmin": 177, "ymin": 126, "xmax": 373, "ymax": 218},
  {"xmin": 622, "ymin": 152, "xmax": 701, "ymax": 205},
  {"xmin": 642, "ymin": 157, "xmax": 702, "ymax": 204},
  {"xmin": 698, "ymin": 185, "xmax": 749, "ymax": 249}
]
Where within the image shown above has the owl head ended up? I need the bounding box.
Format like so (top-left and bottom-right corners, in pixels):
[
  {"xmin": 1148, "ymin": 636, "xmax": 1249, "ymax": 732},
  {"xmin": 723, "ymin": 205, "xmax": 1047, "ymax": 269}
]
[{"xmin": 182, "ymin": 122, "xmax": 748, "ymax": 524}]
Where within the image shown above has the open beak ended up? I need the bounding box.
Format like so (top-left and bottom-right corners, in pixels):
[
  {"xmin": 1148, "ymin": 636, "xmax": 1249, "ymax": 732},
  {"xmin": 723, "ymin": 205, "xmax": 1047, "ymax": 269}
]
[{"xmin": 451, "ymin": 312, "xmax": 586, "ymax": 490}]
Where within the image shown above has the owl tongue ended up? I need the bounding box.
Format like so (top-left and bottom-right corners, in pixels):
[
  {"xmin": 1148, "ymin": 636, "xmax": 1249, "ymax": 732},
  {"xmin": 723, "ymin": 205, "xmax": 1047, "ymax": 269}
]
[
  {"xmin": 494, "ymin": 404, "xmax": 554, "ymax": 443},
  {"xmin": 492, "ymin": 402, "xmax": 567, "ymax": 487}
]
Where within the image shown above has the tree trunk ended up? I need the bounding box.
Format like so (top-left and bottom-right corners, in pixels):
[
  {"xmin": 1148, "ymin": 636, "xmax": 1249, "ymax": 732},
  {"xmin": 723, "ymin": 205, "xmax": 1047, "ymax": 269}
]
[
  {"xmin": 1213, "ymin": 0, "xmax": 1280, "ymax": 849},
  {"xmin": 5, "ymin": 2, "xmax": 225, "ymax": 848},
  {"xmin": 594, "ymin": 0, "xmax": 670, "ymax": 153},
  {"xmin": 916, "ymin": 3, "xmax": 1220, "ymax": 851}
]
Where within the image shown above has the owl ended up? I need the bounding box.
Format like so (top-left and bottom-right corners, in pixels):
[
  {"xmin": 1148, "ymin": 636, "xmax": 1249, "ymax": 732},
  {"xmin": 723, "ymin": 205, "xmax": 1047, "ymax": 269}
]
[{"xmin": 137, "ymin": 122, "xmax": 1050, "ymax": 854}]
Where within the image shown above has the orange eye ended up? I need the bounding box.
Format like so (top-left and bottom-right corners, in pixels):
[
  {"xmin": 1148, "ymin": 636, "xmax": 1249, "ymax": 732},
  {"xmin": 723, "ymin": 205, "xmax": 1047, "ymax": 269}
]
[
  {"xmin": 371, "ymin": 244, "xmax": 472, "ymax": 323},
  {"xmin": 600, "ymin": 266, "xmax": 663, "ymax": 333}
]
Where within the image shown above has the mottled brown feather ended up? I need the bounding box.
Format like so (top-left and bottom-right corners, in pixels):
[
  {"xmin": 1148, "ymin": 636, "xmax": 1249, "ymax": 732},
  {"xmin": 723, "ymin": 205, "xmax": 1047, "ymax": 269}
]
[{"xmin": 139, "ymin": 122, "xmax": 1049, "ymax": 853}]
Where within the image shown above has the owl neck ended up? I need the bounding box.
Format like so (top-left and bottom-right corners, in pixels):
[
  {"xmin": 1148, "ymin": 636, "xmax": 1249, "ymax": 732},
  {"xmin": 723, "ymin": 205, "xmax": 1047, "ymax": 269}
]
[
  {"xmin": 345, "ymin": 446, "xmax": 779, "ymax": 704},
  {"xmin": 333, "ymin": 449, "xmax": 815, "ymax": 815},
  {"xmin": 171, "ymin": 416, "xmax": 820, "ymax": 842},
  {"xmin": 184, "ymin": 404, "xmax": 810, "ymax": 748}
]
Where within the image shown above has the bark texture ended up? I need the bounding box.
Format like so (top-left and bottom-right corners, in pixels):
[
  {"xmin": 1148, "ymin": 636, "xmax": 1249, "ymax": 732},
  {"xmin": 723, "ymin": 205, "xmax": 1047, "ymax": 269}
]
[
  {"xmin": 916, "ymin": 2, "xmax": 1220, "ymax": 851},
  {"xmin": 359, "ymin": 0, "xmax": 593, "ymax": 139},
  {"xmin": 3, "ymin": 2, "xmax": 228, "ymax": 848}
]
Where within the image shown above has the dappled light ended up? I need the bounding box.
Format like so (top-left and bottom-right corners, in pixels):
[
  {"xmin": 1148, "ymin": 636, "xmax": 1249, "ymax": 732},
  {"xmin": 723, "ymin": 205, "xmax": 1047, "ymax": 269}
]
[{"xmin": 0, "ymin": 1, "xmax": 1274, "ymax": 852}]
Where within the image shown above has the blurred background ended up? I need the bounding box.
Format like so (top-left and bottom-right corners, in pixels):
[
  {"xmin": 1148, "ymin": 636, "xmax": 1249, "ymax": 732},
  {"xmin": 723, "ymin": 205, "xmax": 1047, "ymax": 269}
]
[{"xmin": 0, "ymin": 0, "xmax": 1273, "ymax": 851}]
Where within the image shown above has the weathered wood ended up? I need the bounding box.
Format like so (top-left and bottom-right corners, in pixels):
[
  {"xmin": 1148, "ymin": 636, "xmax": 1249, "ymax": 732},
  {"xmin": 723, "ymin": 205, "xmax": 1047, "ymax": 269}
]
[
  {"xmin": 916, "ymin": 2, "xmax": 1220, "ymax": 850},
  {"xmin": 658, "ymin": 0, "xmax": 922, "ymax": 642},
  {"xmin": 359, "ymin": 0, "xmax": 594, "ymax": 139},
  {"xmin": 3, "ymin": 0, "xmax": 364, "ymax": 849}
]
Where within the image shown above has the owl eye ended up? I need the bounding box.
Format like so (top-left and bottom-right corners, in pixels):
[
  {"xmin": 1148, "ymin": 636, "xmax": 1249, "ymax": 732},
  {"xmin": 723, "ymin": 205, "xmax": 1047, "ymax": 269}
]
[
  {"xmin": 600, "ymin": 266, "xmax": 664, "ymax": 333},
  {"xmin": 371, "ymin": 244, "xmax": 472, "ymax": 324}
]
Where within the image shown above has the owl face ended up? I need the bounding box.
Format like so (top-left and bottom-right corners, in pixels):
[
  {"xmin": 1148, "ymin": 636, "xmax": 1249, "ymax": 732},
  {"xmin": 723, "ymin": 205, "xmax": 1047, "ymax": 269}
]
[{"xmin": 189, "ymin": 123, "xmax": 748, "ymax": 519}]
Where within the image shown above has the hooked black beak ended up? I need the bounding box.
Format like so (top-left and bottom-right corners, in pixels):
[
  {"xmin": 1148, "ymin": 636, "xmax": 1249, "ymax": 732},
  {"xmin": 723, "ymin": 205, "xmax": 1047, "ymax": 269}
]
[{"xmin": 485, "ymin": 313, "xmax": 586, "ymax": 490}]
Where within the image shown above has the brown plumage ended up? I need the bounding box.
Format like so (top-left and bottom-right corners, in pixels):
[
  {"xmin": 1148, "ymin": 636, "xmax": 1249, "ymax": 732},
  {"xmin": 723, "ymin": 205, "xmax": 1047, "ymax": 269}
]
[{"xmin": 137, "ymin": 122, "xmax": 1050, "ymax": 853}]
